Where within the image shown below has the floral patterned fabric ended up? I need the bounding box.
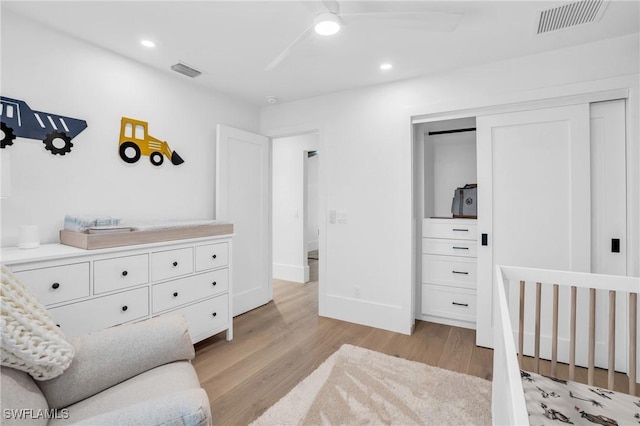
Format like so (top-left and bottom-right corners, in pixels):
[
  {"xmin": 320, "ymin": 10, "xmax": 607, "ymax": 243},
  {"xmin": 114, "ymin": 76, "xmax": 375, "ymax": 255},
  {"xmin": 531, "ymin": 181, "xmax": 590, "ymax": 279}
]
[{"xmin": 522, "ymin": 369, "xmax": 639, "ymax": 425}]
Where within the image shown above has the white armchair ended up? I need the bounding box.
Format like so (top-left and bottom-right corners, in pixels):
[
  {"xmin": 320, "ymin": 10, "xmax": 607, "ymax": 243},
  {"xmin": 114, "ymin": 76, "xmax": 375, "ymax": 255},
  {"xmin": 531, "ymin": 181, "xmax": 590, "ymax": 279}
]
[{"xmin": 1, "ymin": 314, "xmax": 212, "ymax": 426}]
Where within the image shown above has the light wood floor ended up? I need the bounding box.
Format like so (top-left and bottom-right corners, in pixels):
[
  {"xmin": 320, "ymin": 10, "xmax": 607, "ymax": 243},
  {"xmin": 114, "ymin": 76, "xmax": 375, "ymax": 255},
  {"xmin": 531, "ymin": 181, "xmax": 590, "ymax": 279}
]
[
  {"xmin": 193, "ymin": 256, "xmax": 493, "ymax": 425},
  {"xmin": 193, "ymin": 256, "xmax": 634, "ymax": 425}
]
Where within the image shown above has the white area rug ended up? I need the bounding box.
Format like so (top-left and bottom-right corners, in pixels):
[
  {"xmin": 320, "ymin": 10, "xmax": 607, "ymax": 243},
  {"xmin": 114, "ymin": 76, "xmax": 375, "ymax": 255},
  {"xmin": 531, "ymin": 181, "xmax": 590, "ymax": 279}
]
[{"xmin": 251, "ymin": 344, "xmax": 491, "ymax": 425}]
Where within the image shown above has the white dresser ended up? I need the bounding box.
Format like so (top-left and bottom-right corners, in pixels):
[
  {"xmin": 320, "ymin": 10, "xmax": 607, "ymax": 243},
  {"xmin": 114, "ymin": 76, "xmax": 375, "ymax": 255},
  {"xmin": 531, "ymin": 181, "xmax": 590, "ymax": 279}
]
[
  {"xmin": 420, "ymin": 218, "xmax": 477, "ymax": 329},
  {"xmin": 1, "ymin": 235, "xmax": 233, "ymax": 343}
]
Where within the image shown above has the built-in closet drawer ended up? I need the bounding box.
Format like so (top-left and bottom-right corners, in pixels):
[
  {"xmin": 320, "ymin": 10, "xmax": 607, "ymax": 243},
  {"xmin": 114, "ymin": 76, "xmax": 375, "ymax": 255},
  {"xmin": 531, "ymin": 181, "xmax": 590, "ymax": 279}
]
[
  {"xmin": 423, "ymin": 219, "xmax": 477, "ymax": 240},
  {"xmin": 14, "ymin": 263, "xmax": 90, "ymax": 306},
  {"xmin": 152, "ymin": 248, "xmax": 194, "ymax": 281},
  {"xmin": 422, "ymin": 238, "xmax": 477, "ymax": 257},
  {"xmin": 422, "ymin": 284, "xmax": 476, "ymax": 323},
  {"xmin": 94, "ymin": 254, "xmax": 149, "ymax": 294},
  {"xmin": 161, "ymin": 294, "xmax": 228, "ymax": 342},
  {"xmin": 195, "ymin": 242, "xmax": 229, "ymax": 272},
  {"xmin": 422, "ymin": 255, "xmax": 477, "ymax": 289},
  {"xmin": 152, "ymin": 269, "xmax": 229, "ymax": 314},
  {"xmin": 49, "ymin": 287, "xmax": 149, "ymax": 338}
]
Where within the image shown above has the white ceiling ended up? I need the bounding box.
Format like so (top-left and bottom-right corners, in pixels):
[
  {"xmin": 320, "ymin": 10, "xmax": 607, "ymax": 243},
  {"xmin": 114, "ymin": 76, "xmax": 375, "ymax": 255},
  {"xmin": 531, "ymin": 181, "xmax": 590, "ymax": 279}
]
[{"xmin": 3, "ymin": 1, "xmax": 639, "ymax": 106}]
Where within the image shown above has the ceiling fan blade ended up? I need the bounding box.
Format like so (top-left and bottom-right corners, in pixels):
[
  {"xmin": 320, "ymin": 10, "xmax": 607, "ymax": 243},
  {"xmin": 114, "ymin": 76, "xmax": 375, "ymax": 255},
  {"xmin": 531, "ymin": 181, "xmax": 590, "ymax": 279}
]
[
  {"xmin": 321, "ymin": 0, "xmax": 340, "ymax": 15},
  {"xmin": 340, "ymin": 11, "xmax": 463, "ymax": 32},
  {"xmin": 265, "ymin": 24, "xmax": 314, "ymax": 71}
]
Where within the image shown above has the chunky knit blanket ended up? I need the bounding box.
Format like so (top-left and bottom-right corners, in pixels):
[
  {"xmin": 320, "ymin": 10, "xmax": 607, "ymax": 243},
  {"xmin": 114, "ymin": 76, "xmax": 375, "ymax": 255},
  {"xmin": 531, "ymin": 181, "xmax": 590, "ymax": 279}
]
[{"xmin": 1, "ymin": 266, "xmax": 74, "ymax": 380}]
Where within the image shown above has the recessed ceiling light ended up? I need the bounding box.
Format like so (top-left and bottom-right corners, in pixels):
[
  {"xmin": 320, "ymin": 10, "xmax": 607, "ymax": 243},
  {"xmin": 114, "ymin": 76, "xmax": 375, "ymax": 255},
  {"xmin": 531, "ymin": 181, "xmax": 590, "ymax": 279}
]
[
  {"xmin": 380, "ymin": 63, "xmax": 393, "ymax": 70},
  {"xmin": 314, "ymin": 13, "xmax": 341, "ymax": 36},
  {"xmin": 140, "ymin": 40, "xmax": 156, "ymax": 48}
]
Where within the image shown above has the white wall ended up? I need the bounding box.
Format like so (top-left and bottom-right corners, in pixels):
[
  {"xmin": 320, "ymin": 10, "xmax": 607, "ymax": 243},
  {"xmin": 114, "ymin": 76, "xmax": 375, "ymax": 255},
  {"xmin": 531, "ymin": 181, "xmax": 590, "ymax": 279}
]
[
  {"xmin": 260, "ymin": 34, "xmax": 640, "ymax": 335},
  {"xmin": 306, "ymin": 152, "xmax": 319, "ymax": 252},
  {"xmin": 0, "ymin": 10, "xmax": 259, "ymax": 247},
  {"xmin": 272, "ymin": 132, "xmax": 319, "ymax": 282}
]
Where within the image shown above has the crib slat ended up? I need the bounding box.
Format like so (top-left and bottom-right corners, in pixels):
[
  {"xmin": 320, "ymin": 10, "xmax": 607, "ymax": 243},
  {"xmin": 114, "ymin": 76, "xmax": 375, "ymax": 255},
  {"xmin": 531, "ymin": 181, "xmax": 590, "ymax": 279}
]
[
  {"xmin": 534, "ymin": 282, "xmax": 541, "ymax": 374},
  {"xmin": 569, "ymin": 286, "xmax": 577, "ymax": 381},
  {"xmin": 551, "ymin": 284, "xmax": 559, "ymax": 377},
  {"xmin": 588, "ymin": 288, "xmax": 596, "ymax": 386},
  {"xmin": 519, "ymin": 280, "xmax": 525, "ymax": 368},
  {"xmin": 608, "ymin": 291, "xmax": 616, "ymax": 390},
  {"xmin": 630, "ymin": 293, "xmax": 637, "ymax": 396}
]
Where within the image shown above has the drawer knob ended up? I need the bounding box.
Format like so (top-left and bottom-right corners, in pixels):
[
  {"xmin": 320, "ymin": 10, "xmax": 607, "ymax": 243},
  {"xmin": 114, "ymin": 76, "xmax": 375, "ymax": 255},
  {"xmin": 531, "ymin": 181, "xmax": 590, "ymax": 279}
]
[
  {"xmin": 122, "ymin": 305, "xmax": 128, "ymax": 312},
  {"xmin": 212, "ymin": 281, "xmax": 217, "ymax": 286},
  {"xmin": 212, "ymin": 254, "xmax": 217, "ymax": 259},
  {"xmin": 172, "ymin": 261, "xmax": 178, "ymax": 267},
  {"xmin": 212, "ymin": 312, "xmax": 217, "ymax": 317},
  {"xmin": 173, "ymin": 292, "xmax": 179, "ymax": 298},
  {"xmin": 56, "ymin": 324, "xmax": 61, "ymax": 328},
  {"xmin": 452, "ymin": 302, "xmax": 469, "ymax": 307},
  {"xmin": 122, "ymin": 270, "xmax": 128, "ymax": 277},
  {"xmin": 51, "ymin": 282, "xmax": 60, "ymax": 290}
]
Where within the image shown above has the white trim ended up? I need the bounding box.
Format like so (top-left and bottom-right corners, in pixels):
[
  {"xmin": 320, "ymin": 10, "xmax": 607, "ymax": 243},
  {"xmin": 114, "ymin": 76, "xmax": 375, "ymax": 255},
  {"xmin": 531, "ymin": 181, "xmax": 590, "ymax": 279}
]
[
  {"xmin": 323, "ymin": 294, "xmax": 411, "ymax": 335},
  {"xmin": 411, "ymin": 88, "xmax": 629, "ymax": 124},
  {"xmin": 273, "ymin": 263, "xmax": 308, "ymax": 283}
]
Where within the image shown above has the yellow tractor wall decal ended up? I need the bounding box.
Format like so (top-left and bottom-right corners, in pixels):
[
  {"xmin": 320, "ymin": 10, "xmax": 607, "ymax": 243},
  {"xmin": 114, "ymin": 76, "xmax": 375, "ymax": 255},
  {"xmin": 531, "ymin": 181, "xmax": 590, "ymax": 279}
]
[{"xmin": 118, "ymin": 117, "xmax": 184, "ymax": 166}]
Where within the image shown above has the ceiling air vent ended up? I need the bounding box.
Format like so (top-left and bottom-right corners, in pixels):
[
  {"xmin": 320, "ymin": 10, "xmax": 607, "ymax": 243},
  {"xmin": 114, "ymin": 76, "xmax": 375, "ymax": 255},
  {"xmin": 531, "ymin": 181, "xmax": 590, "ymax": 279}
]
[
  {"xmin": 535, "ymin": 0, "xmax": 609, "ymax": 34},
  {"xmin": 170, "ymin": 62, "xmax": 202, "ymax": 78}
]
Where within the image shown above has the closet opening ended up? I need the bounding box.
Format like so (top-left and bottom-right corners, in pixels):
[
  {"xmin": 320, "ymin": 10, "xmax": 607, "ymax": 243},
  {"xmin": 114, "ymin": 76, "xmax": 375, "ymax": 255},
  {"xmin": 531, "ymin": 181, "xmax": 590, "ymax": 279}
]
[{"xmin": 413, "ymin": 116, "xmax": 478, "ymax": 331}]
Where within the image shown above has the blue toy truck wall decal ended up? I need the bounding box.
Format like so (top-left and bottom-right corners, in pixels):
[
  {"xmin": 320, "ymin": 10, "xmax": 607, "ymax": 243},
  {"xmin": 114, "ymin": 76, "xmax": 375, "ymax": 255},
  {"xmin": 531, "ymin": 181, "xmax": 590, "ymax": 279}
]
[{"xmin": 0, "ymin": 96, "xmax": 88, "ymax": 155}]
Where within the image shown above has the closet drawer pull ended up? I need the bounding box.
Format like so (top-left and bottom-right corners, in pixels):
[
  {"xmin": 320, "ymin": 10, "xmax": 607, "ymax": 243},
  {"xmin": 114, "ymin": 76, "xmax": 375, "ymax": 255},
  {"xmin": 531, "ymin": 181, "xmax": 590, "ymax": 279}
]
[
  {"xmin": 452, "ymin": 302, "xmax": 469, "ymax": 307},
  {"xmin": 172, "ymin": 261, "xmax": 178, "ymax": 267},
  {"xmin": 121, "ymin": 305, "xmax": 128, "ymax": 312},
  {"xmin": 212, "ymin": 312, "xmax": 217, "ymax": 317},
  {"xmin": 212, "ymin": 281, "xmax": 217, "ymax": 286},
  {"xmin": 173, "ymin": 292, "xmax": 179, "ymax": 298},
  {"xmin": 212, "ymin": 254, "xmax": 217, "ymax": 259},
  {"xmin": 121, "ymin": 270, "xmax": 128, "ymax": 277},
  {"xmin": 51, "ymin": 282, "xmax": 60, "ymax": 290},
  {"xmin": 452, "ymin": 228, "xmax": 469, "ymax": 232},
  {"xmin": 452, "ymin": 271, "xmax": 469, "ymax": 275},
  {"xmin": 452, "ymin": 246, "xmax": 469, "ymax": 250}
]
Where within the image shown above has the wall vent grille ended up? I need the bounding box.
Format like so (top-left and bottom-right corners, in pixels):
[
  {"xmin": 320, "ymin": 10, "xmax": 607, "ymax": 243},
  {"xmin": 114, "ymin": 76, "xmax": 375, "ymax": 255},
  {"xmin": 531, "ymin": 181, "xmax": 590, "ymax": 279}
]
[
  {"xmin": 170, "ymin": 62, "xmax": 202, "ymax": 78},
  {"xmin": 536, "ymin": 0, "xmax": 609, "ymax": 34}
]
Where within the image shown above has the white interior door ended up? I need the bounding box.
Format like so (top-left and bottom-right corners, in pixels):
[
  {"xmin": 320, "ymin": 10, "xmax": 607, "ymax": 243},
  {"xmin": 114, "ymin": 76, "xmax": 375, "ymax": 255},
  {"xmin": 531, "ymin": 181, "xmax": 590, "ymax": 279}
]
[
  {"xmin": 216, "ymin": 125, "xmax": 271, "ymax": 316},
  {"xmin": 476, "ymin": 104, "xmax": 591, "ymax": 348}
]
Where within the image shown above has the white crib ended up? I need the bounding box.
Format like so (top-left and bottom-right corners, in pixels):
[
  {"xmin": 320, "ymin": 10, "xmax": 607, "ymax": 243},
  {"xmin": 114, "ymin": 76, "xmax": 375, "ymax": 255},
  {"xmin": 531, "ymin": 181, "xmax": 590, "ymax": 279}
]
[{"xmin": 492, "ymin": 265, "xmax": 640, "ymax": 425}]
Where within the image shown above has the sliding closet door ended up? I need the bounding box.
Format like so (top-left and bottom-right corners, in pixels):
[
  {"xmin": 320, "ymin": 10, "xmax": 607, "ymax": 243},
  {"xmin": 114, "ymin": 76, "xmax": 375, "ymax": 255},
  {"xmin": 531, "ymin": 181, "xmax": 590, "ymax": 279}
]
[
  {"xmin": 476, "ymin": 104, "xmax": 591, "ymax": 348},
  {"xmin": 589, "ymin": 99, "xmax": 628, "ymax": 371}
]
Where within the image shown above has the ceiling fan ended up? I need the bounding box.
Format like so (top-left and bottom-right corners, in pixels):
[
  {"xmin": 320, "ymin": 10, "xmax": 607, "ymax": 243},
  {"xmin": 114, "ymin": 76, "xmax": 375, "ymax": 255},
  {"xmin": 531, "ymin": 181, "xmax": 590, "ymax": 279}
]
[{"xmin": 264, "ymin": 0, "xmax": 463, "ymax": 71}]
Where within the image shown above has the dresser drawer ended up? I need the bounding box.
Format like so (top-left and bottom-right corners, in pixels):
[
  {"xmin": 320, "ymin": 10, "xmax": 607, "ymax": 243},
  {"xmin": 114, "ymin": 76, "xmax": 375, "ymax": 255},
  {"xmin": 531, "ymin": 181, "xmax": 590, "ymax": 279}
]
[
  {"xmin": 94, "ymin": 254, "xmax": 149, "ymax": 294},
  {"xmin": 14, "ymin": 263, "xmax": 89, "ymax": 306},
  {"xmin": 49, "ymin": 287, "xmax": 149, "ymax": 338},
  {"xmin": 422, "ymin": 255, "xmax": 477, "ymax": 289},
  {"xmin": 422, "ymin": 284, "xmax": 476, "ymax": 323},
  {"xmin": 161, "ymin": 294, "xmax": 228, "ymax": 342},
  {"xmin": 152, "ymin": 248, "xmax": 194, "ymax": 281},
  {"xmin": 423, "ymin": 219, "xmax": 477, "ymax": 240},
  {"xmin": 422, "ymin": 238, "xmax": 477, "ymax": 257},
  {"xmin": 195, "ymin": 242, "xmax": 229, "ymax": 271},
  {"xmin": 152, "ymin": 269, "xmax": 229, "ymax": 314}
]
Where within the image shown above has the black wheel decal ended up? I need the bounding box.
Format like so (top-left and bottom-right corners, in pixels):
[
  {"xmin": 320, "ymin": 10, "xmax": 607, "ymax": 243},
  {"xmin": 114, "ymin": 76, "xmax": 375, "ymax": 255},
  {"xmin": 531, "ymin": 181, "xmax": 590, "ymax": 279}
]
[
  {"xmin": 119, "ymin": 142, "xmax": 141, "ymax": 163},
  {"xmin": 149, "ymin": 152, "xmax": 164, "ymax": 166},
  {"xmin": 43, "ymin": 131, "xmax": 73, "ymax": 155},
  {"xmin": 1, "ymin": 122, "xmax": 16, "ymax": 149}
]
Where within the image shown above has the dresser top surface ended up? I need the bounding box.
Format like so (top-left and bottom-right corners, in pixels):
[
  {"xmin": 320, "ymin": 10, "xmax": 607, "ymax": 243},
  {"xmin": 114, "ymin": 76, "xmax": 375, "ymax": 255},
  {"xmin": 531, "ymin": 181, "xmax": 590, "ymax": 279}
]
[{"xmin": 1, "ymin": 234, "xmax": 233, "ymax": 265}]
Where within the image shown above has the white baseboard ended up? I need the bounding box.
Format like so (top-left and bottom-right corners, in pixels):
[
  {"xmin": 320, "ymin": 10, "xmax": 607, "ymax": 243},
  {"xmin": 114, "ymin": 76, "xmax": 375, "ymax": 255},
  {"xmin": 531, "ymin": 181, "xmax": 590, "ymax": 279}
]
[
  {"xmin": 319, "ymin": 294, "xmax": 411, "ymax": 335},
  {"xmin": 273, "ymin": 263, "xmax": 308, "ymax": 283}
]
